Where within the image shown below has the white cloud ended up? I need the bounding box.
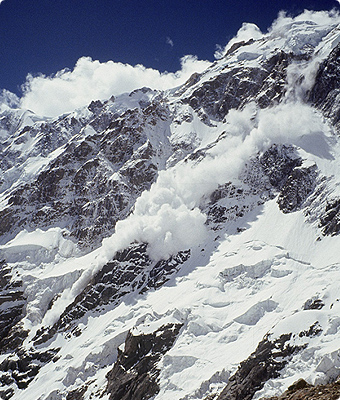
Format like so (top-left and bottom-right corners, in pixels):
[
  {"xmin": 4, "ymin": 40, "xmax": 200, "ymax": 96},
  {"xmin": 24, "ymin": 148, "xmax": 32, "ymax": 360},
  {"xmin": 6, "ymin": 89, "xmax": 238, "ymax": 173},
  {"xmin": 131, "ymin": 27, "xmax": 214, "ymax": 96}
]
[
  {"xmin": 166, "ymin": 36, "xmax": 174, "ymax": 47},
  {"xmin": 20, "ymin": 9, "xmax": 340, "ymax": 118},
  {"xmin": 20, "ymin": 55, "xmax": 211, "ymax": 117},
  {"xmin": 269, "ymin": 9, "xmax": 340, "ymax": 36}
]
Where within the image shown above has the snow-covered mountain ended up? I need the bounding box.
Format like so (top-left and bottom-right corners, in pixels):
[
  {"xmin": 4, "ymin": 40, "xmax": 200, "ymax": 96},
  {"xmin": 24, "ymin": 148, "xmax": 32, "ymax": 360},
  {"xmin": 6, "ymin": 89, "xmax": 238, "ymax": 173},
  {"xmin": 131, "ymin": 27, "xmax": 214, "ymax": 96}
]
[{"xmin": 1, "ymin": 9, "xmax": 340, "ymax": 400}]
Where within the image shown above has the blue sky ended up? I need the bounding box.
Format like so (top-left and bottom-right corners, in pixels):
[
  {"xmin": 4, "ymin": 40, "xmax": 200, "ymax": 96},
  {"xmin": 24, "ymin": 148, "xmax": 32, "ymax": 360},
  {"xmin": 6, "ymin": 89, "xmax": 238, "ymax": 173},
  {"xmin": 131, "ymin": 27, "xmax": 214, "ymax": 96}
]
[{"xmin": 0, "ymin": 0, "xmax": 339, "ymax": 97}]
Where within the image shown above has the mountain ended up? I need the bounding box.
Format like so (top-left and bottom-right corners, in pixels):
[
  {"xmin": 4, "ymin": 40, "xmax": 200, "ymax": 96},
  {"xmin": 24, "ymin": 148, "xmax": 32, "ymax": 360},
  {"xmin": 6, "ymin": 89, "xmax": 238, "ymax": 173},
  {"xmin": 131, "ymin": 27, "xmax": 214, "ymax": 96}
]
[{"xmin": 1, "ymin": 9, "xmax": 340, "ymax": 400}]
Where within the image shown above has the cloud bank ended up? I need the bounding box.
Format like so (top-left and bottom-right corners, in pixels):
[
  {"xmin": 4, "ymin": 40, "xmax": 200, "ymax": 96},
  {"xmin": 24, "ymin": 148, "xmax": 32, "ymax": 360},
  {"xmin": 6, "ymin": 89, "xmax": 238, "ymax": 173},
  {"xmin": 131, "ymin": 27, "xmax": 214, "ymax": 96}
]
[
  {"xmin": 20, "ymin": 55, "xmax": 211, "ymax": 117},
  {"xmin": 18, "ymin": 9, "xmax": 340, "ymax": 118}
]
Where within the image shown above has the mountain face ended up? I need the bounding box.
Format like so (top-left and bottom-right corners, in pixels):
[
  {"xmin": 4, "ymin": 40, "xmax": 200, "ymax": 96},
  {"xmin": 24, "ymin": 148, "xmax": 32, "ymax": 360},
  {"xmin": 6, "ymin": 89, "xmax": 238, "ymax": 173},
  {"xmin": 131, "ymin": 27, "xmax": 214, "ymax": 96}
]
[{"xmin": 1, "ymin": 10, "xmax": 340, "ymax": 400}]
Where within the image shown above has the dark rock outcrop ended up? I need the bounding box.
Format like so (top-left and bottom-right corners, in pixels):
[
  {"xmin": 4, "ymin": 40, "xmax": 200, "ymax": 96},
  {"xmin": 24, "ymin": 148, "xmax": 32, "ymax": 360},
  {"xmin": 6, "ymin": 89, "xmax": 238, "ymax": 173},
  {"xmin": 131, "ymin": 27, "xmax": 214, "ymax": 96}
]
[
  {"xmin": 319, "ymin": 198, "xmax": 340, "ymax": 236},
  {"xmin": 214, "ymin": 320, "xmax": 323, "ymax": 400},
  {"xmin": 105, "ymin": 323, "xmax": 183, "ymax": 400},
  {"xmin": 0, "ymin": 261, "xmax": 27, "ymax": 354},
  {"xmin": 205, "ymin": 181, "xmax": 268, "ymax": 227},
  {"xmin": 204, "ymin": 144, "xmax": 313, "ymax": 228},
  {"xmin": 215, "ymin": 333, "xmax": 299, "ymax": 400},
  {"xmin": 66, "ymin": 385, "xmax": 88, "ymax": 400},
  {"xmin": 0, "ymin": 348, "xmax": 59, "ymax": 394},
  {"xmin": 309, "ymin": 43, "xmax": 340, "ymax": 127},
  {"xmin": 259, "ymin": 144, "xmax": 302, "ymax": 189},
  {"xmin": 0, "ymin": 101, "xmax": 169, "ymax": 249},
  {"xmin": 184, "ymin": 52, "xmax": 307, "ymax": 121},
  {"xmin": 277, "ymin": 165, "xmax": 318, "ymax": 213},
  {"xmin": 261, "ymin": 378, "xmax": 340, "ymax": 400},
  {"xmin": 303, "ymin": 298, "xmax": 325, "ymax": 310}
]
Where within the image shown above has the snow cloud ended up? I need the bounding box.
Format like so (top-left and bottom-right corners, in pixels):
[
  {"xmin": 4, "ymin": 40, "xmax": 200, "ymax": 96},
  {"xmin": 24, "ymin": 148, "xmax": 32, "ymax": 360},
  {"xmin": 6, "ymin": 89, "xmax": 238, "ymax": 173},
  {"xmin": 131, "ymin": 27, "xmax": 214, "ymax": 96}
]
[
  {"xmin": 101, "ymin": 99, "xmax": 331, "ymax": 262},
  {"xmin": 0, "ymin": 89, "xmax": 20, "ymax": 111},
  {"xmin": 20, "ymin": 55, "xmax": 211, "ymax": 117},
  {"xmin": 215, "ymin": 22, "xmax": 263, "ymax": 59},
  {"xmin": 215, "ymin": 9, "xmax": 340, "ymax": 59}
]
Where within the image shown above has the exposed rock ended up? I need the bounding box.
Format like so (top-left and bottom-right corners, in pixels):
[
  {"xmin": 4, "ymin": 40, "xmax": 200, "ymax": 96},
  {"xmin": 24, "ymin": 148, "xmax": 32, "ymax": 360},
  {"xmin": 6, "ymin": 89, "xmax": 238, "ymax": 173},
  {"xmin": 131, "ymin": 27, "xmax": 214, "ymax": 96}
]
[
  {"xmin": 0, "ymin": 348, "xmax": 59, "ymax": 393},
  {"xmin": 215, "ymin": 334, "xmax": 300, "ymax": 400},
  {"xmin": 105, "ymin": 323, "xmax": 183, "ymax": 400},
  {"xmin": 259, "ymin": 144, "xmax": 302, "ymax": 189},
  {"xmin": 303, "ymin": 298, "xmax": 325, "ymax": 310},
  {"xmin": 298, "ymin": 321, "xmax": 322, "ymax": 338},
  {"xmin": 0, "ymin": 100, "xmax": 170, "ymax": 249},
  {"xmin": 213, "ymin": 320, "xmax": 323, "ymax": 400},
  {"xmin": 224, "ymin": 39, "xmax": 255, "ymax": 57},
  {"xmin": 87, "ymin": 99, "xmax": 103, "ymax": 114},
  {"xmin": 65, "ymin": 385, "xmax": 87, "ymax": 400},
  {"xmin": 0, "ymin": 261, "xmax": 27, "ymax": 353},
  {"xmin": 261, "ymin": 378, "xmax": 340, "ymax": 399},
  {"xmin": 184, "ymin": 52, "xmax": 307, "ymax": 121},
  {"xmin": 0, "ymin": 387, "xmax": 14, "ymax": 400},
  {"xmin": 319, "ymin": 198, "xmax": 340, "ymax": 235},
  {"xmin": 277, "ymin": 165, "xmax": 318, "ymax": 213},
  {"xmin": 309, "ymin": 43, "xmax": 340, "ymax": 127},
  {"xmin": 203, "ymin": 144, "xmax": 309, "ymax": 228},
  {"xmin": 205, "ymin": 181, "xmax": 268, "ymax": 227}
]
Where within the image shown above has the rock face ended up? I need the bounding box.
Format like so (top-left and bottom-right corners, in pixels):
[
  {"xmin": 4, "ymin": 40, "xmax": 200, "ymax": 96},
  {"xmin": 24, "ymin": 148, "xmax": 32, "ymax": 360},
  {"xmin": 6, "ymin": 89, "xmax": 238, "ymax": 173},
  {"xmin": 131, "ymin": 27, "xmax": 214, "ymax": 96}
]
[
  {"xmin": 319, "ymin": 198, "xmax": 340, "ymax": 236},
  {"xmin": 215, "ymin": 334, "xmax": 299, "ymax": 400},
  {"xmin": 0, "ymin": 91, "xmax": 170, "ymax": 249},
  {"xmin": 106, "ymin": 323, "xmax": 183, "ymax": 400},
  {"xmin": 0, "ymin": 348, "xmax": 59, "ymax": 400},
  {"xmin": 0, "ymin": 261, "xmax": 26, "ymax": 353},
  {"xmin": 215, "ymin": 319, "xmax": 323, "ymax": 400},
  {"xmin": 204, "ymin": 144, "xmax": 315, "ymax": 229},
  {"xmin": 259, "ymin": 145, "xmax": 302, "ymax": 189},
  {"xmin": 309, "ymin": 43, "xmax": 340, "ymax": 127},
  {"xmin": 183, "ymin": 52, "xmax": 307, "ymax": 121},
  {"xmin": 262, "ymin": 378, "xmax": 340, "ymax": 400},
  {"xmin": 277, "ymin": 165, "xmax": 318, "ymax": 213}
]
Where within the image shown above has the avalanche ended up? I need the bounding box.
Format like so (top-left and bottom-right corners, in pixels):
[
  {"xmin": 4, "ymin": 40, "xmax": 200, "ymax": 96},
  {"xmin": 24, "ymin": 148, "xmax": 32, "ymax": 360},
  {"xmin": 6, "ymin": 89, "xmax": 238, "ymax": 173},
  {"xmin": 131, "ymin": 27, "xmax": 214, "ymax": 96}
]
[{"xmin": 1, "ymin": 8, "xmax": 340, "ymax": 400}]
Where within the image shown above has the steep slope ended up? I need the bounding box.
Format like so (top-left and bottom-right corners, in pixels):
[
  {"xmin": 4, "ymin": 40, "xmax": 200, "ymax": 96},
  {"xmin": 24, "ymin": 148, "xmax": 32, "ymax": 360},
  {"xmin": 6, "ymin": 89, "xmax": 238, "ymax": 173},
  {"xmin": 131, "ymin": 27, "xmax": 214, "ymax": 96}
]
[{"xmin": 1, "ymin": 9, "xmax": 340, "ymax": 400}]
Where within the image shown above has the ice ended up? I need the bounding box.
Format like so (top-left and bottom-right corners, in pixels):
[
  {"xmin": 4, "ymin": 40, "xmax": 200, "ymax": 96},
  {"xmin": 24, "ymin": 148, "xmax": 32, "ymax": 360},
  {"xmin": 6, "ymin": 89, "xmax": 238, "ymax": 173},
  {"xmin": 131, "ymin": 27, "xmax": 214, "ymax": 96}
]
[
  {"xmin": 0, "ymin": 228, "xmax": 76, "ymax": 265},
  {"xmin": 234, "ymin": 299, "xmax": 278, "ymax": 326}
]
